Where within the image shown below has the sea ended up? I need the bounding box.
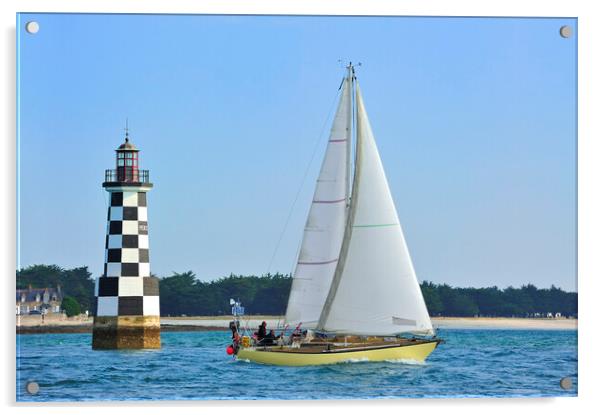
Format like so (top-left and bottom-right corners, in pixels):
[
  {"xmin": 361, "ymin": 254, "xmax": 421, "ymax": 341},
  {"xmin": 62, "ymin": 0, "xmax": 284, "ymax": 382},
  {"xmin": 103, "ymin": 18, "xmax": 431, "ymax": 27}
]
[{"xmin": 16, "ymin": 328, "xmax": 577, "ymax": 401}]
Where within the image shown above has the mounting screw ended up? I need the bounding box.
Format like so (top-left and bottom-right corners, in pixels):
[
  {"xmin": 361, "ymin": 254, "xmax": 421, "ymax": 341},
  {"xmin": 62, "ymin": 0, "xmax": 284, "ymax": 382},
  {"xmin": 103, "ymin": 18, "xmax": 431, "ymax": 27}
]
[
  {"xmin": 559, "ymin": 25, "xmax": 572, "ymax": 38},
  {"xmin": 25, "ymin": 21, "xmax": 39, "ymax": 34},
  {"xmin": 560, "ymin": 377, "xmax": 573, "ymax": 390},
  {"xmin": 25, "ymin": 381, "xmax": 39, "ymax": 395}
]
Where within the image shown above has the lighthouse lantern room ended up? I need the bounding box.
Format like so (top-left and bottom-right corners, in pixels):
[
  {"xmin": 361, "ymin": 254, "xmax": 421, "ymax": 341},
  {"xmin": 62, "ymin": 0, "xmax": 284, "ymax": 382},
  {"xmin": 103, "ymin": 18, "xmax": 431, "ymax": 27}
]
[{"xmin": 116, "ymin": 140, "xmax": 139, "ymax": 182}]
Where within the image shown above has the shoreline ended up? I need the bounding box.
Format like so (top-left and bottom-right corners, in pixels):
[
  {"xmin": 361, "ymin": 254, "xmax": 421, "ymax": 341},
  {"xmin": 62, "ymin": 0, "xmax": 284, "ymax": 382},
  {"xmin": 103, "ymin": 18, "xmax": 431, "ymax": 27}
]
[
  {"xmin": 17, "ymin": 324, "xmax": 226, "ymax": 335},
  {"xmin": 16, "ymin": 315, "xmax": 577, "ymax": 334}
]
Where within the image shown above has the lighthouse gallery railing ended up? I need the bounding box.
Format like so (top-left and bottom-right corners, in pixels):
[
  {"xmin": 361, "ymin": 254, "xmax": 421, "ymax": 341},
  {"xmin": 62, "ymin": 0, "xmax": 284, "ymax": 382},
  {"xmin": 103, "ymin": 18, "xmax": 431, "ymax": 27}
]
[{"xmin": 104, "ymin": 169, "xmax": 150, "ymax": 183}]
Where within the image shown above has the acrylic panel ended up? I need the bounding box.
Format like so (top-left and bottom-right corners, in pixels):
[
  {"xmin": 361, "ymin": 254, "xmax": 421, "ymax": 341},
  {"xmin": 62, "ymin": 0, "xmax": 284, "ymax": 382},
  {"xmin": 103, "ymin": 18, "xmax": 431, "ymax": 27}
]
[{"xmin": 16, "ymin": 13, "xmax": 577, "ymax": 401}]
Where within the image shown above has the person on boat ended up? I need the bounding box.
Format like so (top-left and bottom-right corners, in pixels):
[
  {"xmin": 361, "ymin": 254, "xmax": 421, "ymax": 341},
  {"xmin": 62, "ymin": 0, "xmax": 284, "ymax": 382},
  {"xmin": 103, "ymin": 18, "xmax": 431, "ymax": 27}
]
[
  {"xmin": 255, "ymin": 321, "xmax": 267, "ymax": 341},
  {"xmin": 232, "ymin": 332, "xmax": 241, "ymax": 352},
  {"xmin": 262, "ymin": 329, "xmax": 277, "ymax": 346},
  {"xmin": 229, "ymin": 320, "xmax": 239, "ymax": 340}
]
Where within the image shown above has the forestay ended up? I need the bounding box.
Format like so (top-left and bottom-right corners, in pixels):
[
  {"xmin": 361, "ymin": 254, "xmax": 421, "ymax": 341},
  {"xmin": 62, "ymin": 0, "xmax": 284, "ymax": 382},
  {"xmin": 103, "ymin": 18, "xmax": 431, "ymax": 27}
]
[
  {"xmin": 318, "ymin": 83, "xmax": 434, "ymax": 336},
  {"xmin": 284, "ymin": 77, "xmax": 352, "ymax": 328}
]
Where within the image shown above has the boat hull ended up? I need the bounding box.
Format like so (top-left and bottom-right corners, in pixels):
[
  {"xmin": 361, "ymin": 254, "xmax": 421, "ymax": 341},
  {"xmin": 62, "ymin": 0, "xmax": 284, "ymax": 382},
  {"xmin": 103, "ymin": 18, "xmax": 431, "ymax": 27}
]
[{"xmin": 236, "ymin": 340, "xmax": 439, "ymax": 366}]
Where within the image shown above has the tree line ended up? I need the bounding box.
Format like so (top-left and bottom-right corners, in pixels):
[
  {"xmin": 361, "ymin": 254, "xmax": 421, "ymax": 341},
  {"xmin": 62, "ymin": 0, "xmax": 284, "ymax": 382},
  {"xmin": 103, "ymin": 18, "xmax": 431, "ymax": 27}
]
[
  {"xmin": 16, "ymin": 264, "xmax": 577, "ymax": 318},
  {"xmin": 159, "ymin": 271, "xmax": 291, "ymax": 316},
  {"xmin": 420, "ymin": 281, "xmax": 577, "ymax": 317}
]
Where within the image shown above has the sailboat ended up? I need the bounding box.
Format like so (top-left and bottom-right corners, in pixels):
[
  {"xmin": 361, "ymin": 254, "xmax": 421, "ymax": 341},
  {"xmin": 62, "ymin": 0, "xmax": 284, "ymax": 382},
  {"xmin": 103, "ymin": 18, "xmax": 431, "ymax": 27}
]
[{"xmin": 233, "ymin": 64, "xmax": 441, "ymax": 366}]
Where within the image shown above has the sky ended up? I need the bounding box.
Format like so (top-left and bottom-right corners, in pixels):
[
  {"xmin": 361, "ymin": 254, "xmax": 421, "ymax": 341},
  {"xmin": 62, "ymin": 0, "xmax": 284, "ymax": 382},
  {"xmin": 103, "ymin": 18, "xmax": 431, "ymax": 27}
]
[{"xmin": 17, "ymin": 14, "xmax": 576, "ymax": 290}]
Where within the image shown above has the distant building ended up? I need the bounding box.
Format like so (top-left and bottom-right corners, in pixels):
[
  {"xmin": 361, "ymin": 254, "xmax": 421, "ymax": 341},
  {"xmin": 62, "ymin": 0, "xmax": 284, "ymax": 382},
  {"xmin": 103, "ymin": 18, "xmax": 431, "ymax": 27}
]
[{"xmin": 16, "ymin": 285, "xmax": 63, "ymax": 315}]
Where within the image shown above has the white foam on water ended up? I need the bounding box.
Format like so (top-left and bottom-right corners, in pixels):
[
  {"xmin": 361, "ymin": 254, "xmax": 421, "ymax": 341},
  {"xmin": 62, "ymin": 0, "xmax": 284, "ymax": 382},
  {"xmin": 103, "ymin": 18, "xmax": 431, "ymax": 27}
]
[
  {"xmin": 384, "ymin": 358, "xmax": 425, "ymax": 365},
  {"xmin": 339, "ymin": 357, "xmax": 370, "ymax": 364}
]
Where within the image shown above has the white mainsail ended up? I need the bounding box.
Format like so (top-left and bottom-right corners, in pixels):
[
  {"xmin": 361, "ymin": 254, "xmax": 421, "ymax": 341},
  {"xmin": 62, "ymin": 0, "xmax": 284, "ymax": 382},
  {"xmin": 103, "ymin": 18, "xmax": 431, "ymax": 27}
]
[
  {"xmin": 317, "ymin": 82, "xmax": 434, "ymax": 336},
  {"xmin": 284, "ymin": 76, "xmax": 352, "ymax": 328}
]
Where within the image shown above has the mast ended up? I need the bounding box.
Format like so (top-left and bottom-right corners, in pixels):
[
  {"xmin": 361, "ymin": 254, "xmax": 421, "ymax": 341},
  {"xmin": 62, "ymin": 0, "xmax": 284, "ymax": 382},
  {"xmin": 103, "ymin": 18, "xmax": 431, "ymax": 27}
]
[{"xmin": 345, "ymin": 63, "xmax": 354, "ymax": 206}]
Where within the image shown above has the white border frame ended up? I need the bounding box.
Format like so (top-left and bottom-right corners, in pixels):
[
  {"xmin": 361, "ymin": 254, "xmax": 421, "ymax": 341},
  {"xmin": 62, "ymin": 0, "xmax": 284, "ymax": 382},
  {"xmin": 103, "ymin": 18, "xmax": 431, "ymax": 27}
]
[{"xmin": 4, "ymin": 1, "xmax": 600, "ymax": 414}]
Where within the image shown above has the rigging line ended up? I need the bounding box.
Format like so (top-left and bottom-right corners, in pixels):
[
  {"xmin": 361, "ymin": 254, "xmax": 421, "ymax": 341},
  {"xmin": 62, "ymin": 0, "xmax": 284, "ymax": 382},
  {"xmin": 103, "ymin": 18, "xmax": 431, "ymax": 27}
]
[{"xmin": 265, "ymin": 84, "xmax": 344, "ymax": 276}]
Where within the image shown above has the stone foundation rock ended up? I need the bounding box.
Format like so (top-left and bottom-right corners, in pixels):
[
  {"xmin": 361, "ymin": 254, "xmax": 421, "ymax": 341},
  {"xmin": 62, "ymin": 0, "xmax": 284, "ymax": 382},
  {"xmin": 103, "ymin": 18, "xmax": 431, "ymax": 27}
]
[{"xmin": 92, "ymin": 316, "xmax": 161, "ymax": 349}]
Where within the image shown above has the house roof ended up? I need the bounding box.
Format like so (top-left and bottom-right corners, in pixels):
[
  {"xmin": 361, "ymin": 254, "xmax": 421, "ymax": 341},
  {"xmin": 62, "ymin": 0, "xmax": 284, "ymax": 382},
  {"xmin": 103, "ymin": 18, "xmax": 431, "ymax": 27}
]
[{"xmin": 16, "ymin": 287, "xmax": 62, "ymax": 303}]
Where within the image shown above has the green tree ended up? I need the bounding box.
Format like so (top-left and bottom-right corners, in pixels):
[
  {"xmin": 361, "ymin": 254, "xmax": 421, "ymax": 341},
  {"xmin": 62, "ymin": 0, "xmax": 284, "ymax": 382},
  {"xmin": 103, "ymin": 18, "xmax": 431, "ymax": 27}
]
[
  {"xmin": 157, "ymin": 272, "xmax": 293, "ymax": 316},
  {"xmin": 472, "ymin": 286, "xmax": 505, "ymax": 316},
  {"xmin": 437, "ymin": 284, "xmax": 480, "ymax": 316},
  {"xmin": 61, "ymin": 296, "xmax": 81, "ymax": 317},
  {"xmin": 420, "ymin": 281, "xmax": 444, "ymax": 315},
  {"xmin": 159, "ymin": 271, "xmax": 203, "ymax": 316},
  {"xmin": 253, "ymin": 274, "xmax": 292, "ymax": 315},
  {"xmin": 502, "ymin": 286, "xmax": 535, "ymax": 316},
  {"xmin": 449, "ymin": 292, "xmax": 479, "ymax": 316}
]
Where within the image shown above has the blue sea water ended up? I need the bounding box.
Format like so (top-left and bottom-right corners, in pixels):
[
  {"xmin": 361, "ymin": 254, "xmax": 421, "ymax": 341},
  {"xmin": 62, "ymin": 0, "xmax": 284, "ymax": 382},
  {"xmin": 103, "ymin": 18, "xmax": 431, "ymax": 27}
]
[{"xmin": 16, "ymin": 329, "xmax": 577, "ymax": 401}]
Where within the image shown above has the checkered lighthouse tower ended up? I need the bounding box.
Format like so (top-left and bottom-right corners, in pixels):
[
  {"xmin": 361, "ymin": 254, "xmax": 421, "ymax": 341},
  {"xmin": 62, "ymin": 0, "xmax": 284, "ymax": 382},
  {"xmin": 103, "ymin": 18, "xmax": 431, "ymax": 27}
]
[{"xmin": 92, "ymin": 129, "xmax": 161, "ymax": 349}]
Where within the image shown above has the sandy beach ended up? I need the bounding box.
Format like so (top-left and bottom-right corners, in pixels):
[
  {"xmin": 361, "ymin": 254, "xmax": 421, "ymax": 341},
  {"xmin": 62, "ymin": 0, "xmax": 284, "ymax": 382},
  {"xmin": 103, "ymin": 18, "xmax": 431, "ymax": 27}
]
[
  {"xmin": 16, "ymin": 314, "xmax": 577, "ymax": 333},
  {"xmin": 431, "ymin": 316, "xmax": 577, "ymax": 330}
]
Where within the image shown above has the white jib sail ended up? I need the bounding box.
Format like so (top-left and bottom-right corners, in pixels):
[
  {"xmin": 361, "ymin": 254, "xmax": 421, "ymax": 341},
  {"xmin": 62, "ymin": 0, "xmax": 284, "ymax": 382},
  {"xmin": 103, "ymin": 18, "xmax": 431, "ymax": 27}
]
[
  {"xmin": 319, "ymin": 83, "xmax": 434, "ymax": 336},
  {"xmin": 284, "ymin": 76, "xmax": 352, "ymax": 328}
]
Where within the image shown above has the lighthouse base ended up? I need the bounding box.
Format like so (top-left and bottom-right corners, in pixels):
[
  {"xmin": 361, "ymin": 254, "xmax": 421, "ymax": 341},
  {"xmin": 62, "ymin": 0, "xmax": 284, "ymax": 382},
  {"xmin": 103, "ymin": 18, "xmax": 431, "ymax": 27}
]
[{"xmin": 92, "ymin": 316, "xmax": 161, "ymax": 349}]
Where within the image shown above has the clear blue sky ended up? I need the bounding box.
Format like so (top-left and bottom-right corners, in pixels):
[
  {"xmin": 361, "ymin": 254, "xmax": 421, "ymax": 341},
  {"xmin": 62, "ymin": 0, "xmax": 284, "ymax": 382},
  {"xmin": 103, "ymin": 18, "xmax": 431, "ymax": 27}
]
[{"xmin": 17, "ymin": 14, "xmax": 576, "ymax": 290}]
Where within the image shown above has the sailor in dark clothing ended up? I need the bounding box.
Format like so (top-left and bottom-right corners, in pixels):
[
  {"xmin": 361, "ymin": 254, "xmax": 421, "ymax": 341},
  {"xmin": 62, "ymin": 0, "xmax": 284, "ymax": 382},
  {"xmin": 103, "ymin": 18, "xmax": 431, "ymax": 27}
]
[
  {"xmin": 263, "ymin": 329, "xmax": 277, "ymax": 346},
  {"xmin": 229, "ymin": 320, "xmax": 238, "ymax": 339},
  {"xmin": 255, "ymin": 321, "xmax": 267, "ymax": 341},
  {"xmin": 229, "ymin": 320, "xmax": 241, "ymax": 351}
]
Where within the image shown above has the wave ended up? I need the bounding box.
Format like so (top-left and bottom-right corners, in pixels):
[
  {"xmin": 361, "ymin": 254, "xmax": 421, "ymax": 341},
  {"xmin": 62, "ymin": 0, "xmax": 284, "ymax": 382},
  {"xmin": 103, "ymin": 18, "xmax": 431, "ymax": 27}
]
[
  {"xmin": 338, "ymin": 357, "xmax": 369, "ymax": 364},
  {"xmin": 384, "ymin": 358, "xmax": 426, "ymax": 365}
]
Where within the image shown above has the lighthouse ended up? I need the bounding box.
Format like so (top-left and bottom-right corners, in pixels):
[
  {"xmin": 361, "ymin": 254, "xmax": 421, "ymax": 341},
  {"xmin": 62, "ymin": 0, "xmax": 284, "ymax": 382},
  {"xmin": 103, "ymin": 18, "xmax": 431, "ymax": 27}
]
[{"xmin": 92, "ymin": 128, "xmax": 161, "ymax": 349}]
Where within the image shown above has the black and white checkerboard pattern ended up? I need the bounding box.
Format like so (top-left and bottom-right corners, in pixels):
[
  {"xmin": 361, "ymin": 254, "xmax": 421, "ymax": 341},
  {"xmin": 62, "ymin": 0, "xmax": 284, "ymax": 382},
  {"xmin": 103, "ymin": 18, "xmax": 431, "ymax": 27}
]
[{"xmin": 95, "ymin": 190, "xmax": 160, "ymax": 317}]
